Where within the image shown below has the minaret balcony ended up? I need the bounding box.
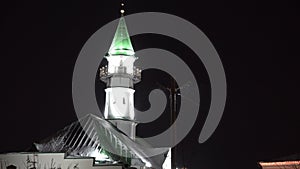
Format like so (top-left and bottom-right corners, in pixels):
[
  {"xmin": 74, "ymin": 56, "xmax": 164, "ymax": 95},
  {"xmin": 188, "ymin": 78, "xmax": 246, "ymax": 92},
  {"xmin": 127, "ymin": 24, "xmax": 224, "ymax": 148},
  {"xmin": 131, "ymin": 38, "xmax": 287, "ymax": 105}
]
[
  {"xmin": 132, "ymin": 66, "xmax": 142, "ymax": 83},
  {"xmin": 99, "ymin": 65, "xmax": 110, "ymax": 81},
  {"xmin": 99, "ymin": 66, "xmax": 141, "ymax": 84}
]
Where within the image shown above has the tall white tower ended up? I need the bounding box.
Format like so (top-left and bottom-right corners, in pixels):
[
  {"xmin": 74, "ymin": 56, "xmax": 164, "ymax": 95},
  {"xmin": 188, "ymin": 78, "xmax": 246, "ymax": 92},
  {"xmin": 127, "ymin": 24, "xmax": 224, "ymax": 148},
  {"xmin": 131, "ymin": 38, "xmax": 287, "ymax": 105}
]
[{"xmin": 99, "ymin": 9, "xmax": 141, "ymax": 140}]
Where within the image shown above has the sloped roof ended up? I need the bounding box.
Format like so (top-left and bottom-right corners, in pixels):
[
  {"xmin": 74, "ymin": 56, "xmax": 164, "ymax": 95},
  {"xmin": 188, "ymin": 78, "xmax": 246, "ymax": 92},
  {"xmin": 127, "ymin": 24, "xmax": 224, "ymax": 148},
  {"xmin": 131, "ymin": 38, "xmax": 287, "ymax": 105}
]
[
  {"xmin": 259, "ymin": 153, "xmax": 300, "ymax": 169},
  {"xmin": 34, "ymin": 114, "xmax": 168, "ymax": 168}
]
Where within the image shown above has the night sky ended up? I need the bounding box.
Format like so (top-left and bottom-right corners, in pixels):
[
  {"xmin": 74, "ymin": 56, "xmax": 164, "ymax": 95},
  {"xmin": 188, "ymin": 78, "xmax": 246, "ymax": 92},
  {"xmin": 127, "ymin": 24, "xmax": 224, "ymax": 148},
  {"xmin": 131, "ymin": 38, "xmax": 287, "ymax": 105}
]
[{"xmin": 2, "ymin": 1, "xmax": 300, "ymax": 169}]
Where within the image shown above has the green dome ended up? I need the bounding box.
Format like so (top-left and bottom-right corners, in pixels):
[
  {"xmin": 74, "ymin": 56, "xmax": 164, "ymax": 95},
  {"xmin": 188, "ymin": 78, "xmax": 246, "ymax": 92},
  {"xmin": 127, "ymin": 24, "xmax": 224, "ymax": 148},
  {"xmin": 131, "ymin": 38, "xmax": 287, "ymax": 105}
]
[{"xmin": 108, "ymin": 17, "xmax": 135, "ymax": 56}]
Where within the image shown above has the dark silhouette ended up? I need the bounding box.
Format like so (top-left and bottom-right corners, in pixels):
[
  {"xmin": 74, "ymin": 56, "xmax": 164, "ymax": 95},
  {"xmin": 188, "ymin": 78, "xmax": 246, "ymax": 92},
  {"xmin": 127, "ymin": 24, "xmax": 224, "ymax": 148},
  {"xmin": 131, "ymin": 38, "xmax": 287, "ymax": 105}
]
[{"xmin": 6, "ymin": 165, "xmax": 17, "ymax": 169}]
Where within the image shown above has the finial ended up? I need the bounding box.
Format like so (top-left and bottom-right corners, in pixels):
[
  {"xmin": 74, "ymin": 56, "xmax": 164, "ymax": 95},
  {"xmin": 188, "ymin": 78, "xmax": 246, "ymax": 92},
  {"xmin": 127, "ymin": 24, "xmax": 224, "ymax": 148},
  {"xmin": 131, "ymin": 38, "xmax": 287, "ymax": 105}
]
[{"xmin": 120, "ymin": 2, "xmax": 125, "ymax": 16}]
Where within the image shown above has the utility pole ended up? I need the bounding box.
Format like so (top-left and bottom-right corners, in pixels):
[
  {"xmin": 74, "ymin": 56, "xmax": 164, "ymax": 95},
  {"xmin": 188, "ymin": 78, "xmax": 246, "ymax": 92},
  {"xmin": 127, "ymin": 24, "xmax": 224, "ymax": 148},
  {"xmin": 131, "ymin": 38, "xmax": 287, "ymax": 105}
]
[
  {"xmin": 157, "ymin": 78, "xmax": 183, "ymax": 169},
  {"xmin": 157, "ymin": 79, "xmax": 192, "ymax": 169},
  {"xmin": 170, "ymin": 78, "xmax": 177, "ymax": 169}
]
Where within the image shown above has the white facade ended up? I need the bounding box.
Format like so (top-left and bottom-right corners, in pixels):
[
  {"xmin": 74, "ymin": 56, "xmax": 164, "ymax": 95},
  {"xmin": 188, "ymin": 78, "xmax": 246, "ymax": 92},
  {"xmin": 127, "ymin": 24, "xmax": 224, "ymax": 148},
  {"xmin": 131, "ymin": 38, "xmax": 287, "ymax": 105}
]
[
  {"xmin": 0, "ymin": 153, "xmax": 121, "ymax": 169},
  {"xmin": 104, "ymin": 87, "xmax": 135, "ymax": 120},
  {"xmin": 106, "ymin": 56, "xmax": 136, "ymax": 75}
]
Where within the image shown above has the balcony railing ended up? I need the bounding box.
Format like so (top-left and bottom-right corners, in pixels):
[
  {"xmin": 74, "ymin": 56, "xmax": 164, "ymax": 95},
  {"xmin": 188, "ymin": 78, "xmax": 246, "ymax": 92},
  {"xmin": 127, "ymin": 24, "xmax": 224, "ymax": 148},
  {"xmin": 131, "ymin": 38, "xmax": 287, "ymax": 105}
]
[{"xmin": 99, "ymin": 65, "xmax": 142, "ymax": 83}]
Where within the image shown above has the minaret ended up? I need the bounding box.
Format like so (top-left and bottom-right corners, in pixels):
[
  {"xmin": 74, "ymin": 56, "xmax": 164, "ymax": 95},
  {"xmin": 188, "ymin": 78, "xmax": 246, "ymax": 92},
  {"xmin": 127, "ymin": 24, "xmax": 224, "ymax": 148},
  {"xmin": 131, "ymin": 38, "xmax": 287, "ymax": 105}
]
[{"xmin": 100, "ymin": 4, "xmax": 141, "ymax": 140}]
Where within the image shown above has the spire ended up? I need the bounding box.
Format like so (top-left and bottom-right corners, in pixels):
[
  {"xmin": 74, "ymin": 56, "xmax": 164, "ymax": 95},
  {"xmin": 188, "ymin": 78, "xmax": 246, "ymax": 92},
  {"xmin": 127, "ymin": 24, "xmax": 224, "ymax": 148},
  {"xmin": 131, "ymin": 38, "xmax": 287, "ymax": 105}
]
[{"xmin": 107, "ymin": 3, "xmax": 135, "ymax": 56}]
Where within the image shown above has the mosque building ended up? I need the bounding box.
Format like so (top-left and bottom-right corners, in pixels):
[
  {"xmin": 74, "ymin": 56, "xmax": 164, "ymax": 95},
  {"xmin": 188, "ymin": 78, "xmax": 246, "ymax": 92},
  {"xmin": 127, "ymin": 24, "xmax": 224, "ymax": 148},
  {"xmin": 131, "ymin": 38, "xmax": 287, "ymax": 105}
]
[{"xmin": 0, "ymin": 5, "xmax": 171, "ymax": 169}]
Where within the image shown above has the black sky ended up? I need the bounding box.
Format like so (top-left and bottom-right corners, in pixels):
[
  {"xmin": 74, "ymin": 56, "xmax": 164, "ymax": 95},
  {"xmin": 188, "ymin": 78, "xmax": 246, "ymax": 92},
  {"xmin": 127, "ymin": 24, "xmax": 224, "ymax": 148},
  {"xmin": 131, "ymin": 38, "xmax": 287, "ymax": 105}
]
[{"xmin": 1, "ymin": 1, "xmax": 300, "ymax": 169}]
